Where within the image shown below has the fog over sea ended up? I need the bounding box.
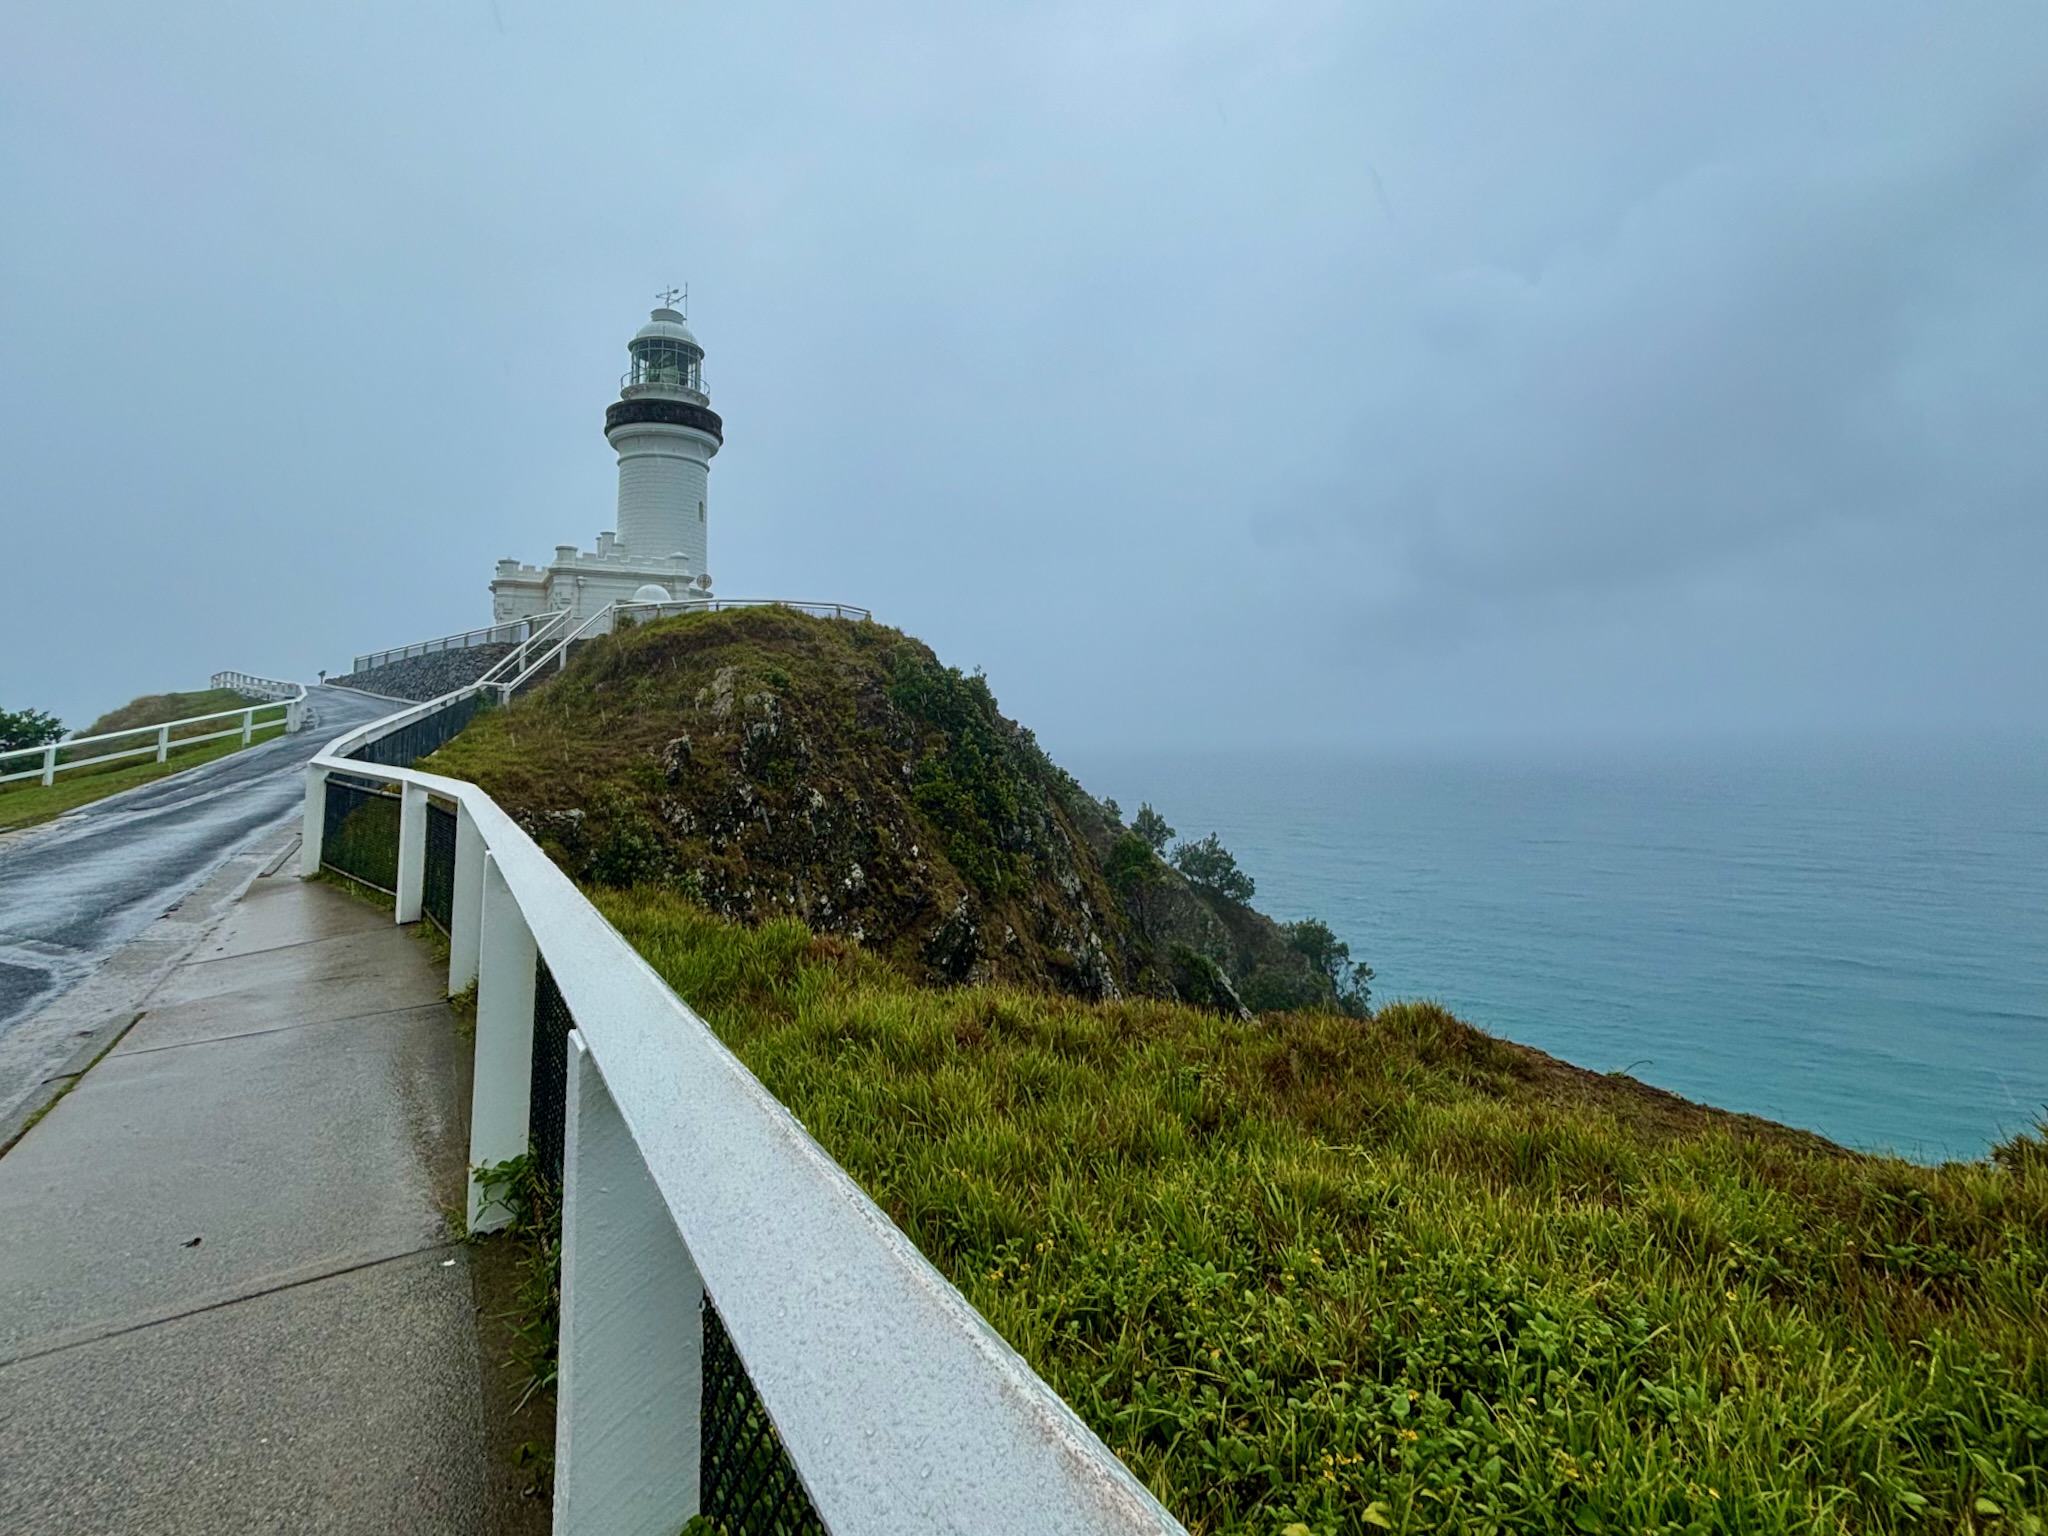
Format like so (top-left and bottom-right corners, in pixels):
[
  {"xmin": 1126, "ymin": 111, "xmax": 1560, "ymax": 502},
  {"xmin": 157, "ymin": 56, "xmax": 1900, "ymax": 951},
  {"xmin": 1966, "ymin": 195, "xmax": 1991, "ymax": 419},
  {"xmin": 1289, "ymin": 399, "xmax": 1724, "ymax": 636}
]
[{"xmin": 1074, "ymin": 738, "xmax": 2047, "ymax": 1163}]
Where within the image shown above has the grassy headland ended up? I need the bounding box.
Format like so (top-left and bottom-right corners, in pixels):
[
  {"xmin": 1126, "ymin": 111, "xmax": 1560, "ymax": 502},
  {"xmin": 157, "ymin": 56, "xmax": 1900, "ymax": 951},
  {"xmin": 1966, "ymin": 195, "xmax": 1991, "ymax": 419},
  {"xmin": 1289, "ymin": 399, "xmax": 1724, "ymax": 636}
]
[
  {"xmin": 423, "ymin": 608, "xmax": 2047, "ymax": 1532},
  {"xmin": 422, "ymin": 606, "xmax": 1347, "ymax": 1013}
]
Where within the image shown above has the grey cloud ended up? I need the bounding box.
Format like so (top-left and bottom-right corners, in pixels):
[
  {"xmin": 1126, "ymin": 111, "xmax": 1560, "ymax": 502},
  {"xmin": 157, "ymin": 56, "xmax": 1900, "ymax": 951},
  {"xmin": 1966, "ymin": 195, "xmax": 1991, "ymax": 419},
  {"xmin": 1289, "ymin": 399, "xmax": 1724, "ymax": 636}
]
[
  {"xmin": 1273, "ymin": 112, "xmax": 2048, "ymax": 635},
  {"xmin": 1, "ymin": 1, "xmax": 2043, "ymax": 751}
]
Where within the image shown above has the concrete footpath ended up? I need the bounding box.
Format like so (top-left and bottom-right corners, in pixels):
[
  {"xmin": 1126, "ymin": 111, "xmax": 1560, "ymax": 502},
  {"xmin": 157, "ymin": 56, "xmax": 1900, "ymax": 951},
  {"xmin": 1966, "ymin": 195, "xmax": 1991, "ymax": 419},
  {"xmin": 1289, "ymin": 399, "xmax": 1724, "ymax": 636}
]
[{"xmin": 0, "ymin": 841, "xmax": 492, "ymax": 1533}]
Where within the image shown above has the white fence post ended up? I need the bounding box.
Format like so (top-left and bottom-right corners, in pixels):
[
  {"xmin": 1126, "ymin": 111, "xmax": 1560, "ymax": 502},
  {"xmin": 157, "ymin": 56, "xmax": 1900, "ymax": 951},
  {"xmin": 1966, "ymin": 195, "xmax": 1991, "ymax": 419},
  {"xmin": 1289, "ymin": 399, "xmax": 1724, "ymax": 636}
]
[
  {"xmin": 468, "ymin": 851, "xmax": 536, "ymax": 1232},
  {"xmin": 41, "ymin": 744, "xmax": 56, "ymax": 787},
  {"xmin": 300, "ymin": 766, "xmax": 328, "ymax": 876},
  {"xmin": 448, "ymin": 801, "xmax": 486, "ymax": 995},
  {"xmin": 555, "ymin": 1031, "xmax": 703, "ymax": 1536},
  {"xmin": 242, "ymin": 709, "xmax": 254, "ymax": 745},
  {"xmin": 155, "ymin": 724, "xmax": 170, "ymax": 763},
  {"xmin": 394, "ymin": 782, "xmax": 428, "ymax": 925}
]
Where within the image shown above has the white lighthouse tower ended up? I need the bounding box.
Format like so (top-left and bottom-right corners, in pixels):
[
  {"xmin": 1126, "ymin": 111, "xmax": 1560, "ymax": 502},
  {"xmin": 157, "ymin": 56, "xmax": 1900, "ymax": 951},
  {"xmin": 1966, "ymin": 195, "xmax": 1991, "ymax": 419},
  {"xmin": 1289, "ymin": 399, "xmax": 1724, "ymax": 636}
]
[
  {"xmin": 490, "ymin": 294, "xmax": 725, "ymax": 623},
  {"xmin": 609, "ymin": 301, "xmax": 720, "ymax": 575}
]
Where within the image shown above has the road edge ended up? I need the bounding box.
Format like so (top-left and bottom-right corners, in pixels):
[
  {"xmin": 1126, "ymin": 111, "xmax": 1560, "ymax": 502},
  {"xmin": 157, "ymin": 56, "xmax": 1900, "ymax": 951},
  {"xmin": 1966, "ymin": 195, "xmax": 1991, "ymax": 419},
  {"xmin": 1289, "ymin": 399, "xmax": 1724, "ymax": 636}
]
[{"xmin": 0, "ymin": 826, "xmax": 303, "ymax": 1157}]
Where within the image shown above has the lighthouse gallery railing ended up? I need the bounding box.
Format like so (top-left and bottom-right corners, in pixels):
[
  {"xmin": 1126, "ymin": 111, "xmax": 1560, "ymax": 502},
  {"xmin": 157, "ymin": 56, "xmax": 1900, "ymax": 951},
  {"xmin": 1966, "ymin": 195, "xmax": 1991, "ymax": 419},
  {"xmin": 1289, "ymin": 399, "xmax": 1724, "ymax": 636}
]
[{"xmin": 299, "ymin": 684, "xmax": 1185, "ymax": 1536}]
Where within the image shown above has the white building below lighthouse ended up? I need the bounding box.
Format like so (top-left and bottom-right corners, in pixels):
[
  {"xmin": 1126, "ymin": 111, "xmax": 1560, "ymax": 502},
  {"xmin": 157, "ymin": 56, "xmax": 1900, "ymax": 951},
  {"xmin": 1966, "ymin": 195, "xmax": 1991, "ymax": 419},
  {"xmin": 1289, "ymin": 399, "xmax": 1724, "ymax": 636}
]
[{"xmin": 490, "ymin": 301, "xmax": 724, "ymax": 623}]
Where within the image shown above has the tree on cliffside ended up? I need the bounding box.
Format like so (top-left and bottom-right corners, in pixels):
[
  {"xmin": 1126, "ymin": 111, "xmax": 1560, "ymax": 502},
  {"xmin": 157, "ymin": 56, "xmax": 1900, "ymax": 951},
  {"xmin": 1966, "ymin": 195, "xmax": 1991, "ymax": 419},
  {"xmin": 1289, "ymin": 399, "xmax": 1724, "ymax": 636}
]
[
  {"xmin": 1285, "ymin": 918, "xmax": 1375, "ymax": 1017},
  {"xmin": 1133, "ymin": 803, "xmax": 1175, "ymax": 854},
  {"xmin": 1172, "ymin": 833, "xmax": 1255, "ymax": 904}
]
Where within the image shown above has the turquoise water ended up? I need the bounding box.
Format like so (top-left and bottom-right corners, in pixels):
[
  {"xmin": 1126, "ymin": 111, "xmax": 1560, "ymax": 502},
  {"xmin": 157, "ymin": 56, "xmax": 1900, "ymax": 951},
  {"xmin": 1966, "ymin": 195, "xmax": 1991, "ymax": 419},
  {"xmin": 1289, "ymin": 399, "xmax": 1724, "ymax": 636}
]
[{"xmin": 1073, "ymin": 741, "xmax": 2047, "ymax": 1163}]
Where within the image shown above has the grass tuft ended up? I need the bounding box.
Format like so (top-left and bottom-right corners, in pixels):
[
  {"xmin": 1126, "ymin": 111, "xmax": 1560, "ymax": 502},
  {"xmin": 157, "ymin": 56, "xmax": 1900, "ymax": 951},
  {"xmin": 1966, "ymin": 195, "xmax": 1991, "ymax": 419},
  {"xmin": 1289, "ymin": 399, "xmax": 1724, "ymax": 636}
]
[{"xmin": 473, "ymin": 1154, "xmax": 563, "ymax": 1496}]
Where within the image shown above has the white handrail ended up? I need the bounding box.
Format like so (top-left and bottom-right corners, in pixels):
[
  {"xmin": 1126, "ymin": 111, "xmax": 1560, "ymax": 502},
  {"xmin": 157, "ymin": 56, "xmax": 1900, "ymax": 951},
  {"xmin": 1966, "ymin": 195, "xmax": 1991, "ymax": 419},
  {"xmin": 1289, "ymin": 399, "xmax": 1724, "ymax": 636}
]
[
  {"xmin": 0, "ymin": 682, "xmax": 308, "ymax": 788},
  {"xmin": 298, "ymin": 688, "xmax": 1184, "ymax": 1536},
  {"xmin": 495, "ymin": 603, "xmax": 617, "ymax": 697},
  {"xmin": 473, "ymin": 605, "xmax": 581, "ymax": 693}
]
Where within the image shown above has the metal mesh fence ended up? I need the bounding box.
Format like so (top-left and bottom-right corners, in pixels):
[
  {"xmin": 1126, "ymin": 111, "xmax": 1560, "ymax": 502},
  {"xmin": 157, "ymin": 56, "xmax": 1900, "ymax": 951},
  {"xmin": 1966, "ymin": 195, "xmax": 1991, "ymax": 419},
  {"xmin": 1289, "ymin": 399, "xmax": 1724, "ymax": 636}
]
[
  {"xmin": 421, "ymin": 801, "xmax": 456, "ymax": 932},
  {"xmin": 320, "ymin": 776, "xmax": 401, "ymax": 894},
  {"xmin": 701, "ymin": 1299, "xmax": 829, "ymax": 1536},
  {"xmin": 525, "ymin": 961, "xmax": 825, "ymax": 1533},
  {"xmin": 347, "ymin": 690, "xmax": 486, "ymax": 767},
  {"xmin": 530, "ymin": 957, "xmax": 572, "ymax": 1184}
]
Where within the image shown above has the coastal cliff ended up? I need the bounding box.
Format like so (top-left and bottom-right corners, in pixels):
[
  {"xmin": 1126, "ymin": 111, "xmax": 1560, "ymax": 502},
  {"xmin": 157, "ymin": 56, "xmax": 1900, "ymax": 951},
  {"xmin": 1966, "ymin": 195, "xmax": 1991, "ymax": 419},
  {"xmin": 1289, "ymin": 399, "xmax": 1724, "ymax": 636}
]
[{"xmin": 421, "ymin": 605, "xmax": 1339, "ymax": 1011}]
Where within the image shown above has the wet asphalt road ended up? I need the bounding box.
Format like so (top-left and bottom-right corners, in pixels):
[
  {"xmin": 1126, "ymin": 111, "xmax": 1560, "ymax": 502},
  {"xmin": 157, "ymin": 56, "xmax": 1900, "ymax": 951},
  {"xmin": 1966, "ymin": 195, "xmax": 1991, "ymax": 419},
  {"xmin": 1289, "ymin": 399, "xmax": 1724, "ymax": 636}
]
[{"xmin": 0, "ymin": 685, "xmax": 399, "ymax": 1044}]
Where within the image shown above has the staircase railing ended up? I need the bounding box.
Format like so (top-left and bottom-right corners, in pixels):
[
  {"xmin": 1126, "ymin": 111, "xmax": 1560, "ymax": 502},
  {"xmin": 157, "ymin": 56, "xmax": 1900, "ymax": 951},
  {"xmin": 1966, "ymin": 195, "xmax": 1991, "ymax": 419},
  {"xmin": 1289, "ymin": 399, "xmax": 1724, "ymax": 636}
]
[
  {"xmin": 470, "ymin": 605, "xmax": 580, "ymax": 693},
  {"xmin": 493, "ymin": 603, "xmax": 619, "ymax": 698},
  {"xmin": 298, "ymin": 686, "xmax": 1183, "ymax": 1536}
]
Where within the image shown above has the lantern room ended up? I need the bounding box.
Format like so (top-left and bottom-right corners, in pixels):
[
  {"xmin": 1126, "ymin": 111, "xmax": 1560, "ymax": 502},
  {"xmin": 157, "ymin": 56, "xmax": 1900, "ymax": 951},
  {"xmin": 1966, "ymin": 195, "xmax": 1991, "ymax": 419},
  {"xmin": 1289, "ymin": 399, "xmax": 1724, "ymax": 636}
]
[{"xmin": 626, "ymin": 307, "xmax": 705, "ymax": 394}]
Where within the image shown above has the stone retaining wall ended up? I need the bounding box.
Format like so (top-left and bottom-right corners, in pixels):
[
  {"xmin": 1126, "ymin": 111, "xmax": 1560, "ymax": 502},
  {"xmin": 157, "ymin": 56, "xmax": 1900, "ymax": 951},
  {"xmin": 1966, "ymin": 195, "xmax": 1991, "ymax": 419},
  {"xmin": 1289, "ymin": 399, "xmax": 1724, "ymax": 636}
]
[{"xmin": 333, "ymin": 644, "xmax": 517, "ymax": 703}]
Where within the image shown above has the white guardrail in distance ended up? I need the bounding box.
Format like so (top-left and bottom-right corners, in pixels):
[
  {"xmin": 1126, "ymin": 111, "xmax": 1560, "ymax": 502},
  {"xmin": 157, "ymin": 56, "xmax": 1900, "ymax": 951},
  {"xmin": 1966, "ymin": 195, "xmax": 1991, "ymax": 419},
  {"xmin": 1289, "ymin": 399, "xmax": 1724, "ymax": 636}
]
[
  {"xmin": 299, "ymin": 688, "xmax": 1186, "ymax": 1536},
  {"xmin": 211, "ymin": 670, "xmax": 307, "ymax": 703},
  {"xmin": 0, "ymin": 679, "xmax": 307, "ymax": 788}
]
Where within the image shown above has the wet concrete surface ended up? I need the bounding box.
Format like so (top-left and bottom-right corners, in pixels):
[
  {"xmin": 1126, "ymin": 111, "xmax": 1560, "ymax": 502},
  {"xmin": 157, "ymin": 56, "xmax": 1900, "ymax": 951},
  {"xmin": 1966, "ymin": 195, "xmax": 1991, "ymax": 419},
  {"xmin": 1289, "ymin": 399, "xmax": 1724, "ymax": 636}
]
[
  {"xmin": 0, "ymin": 870, "xmax": 488, "ymax": 1531},
  {"xmin": 0, "ymin": 685, "xmax": 397, "ymax": 1053}
]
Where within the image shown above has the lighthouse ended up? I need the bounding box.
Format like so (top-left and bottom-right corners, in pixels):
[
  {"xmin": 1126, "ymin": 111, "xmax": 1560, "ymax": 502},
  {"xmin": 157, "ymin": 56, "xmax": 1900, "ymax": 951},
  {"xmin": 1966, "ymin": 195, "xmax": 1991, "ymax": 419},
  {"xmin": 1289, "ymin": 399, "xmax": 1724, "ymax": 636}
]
[
  {"xmin": 489, "ymin": 295, "xmax": 727, "ymax": 623},
  {"xmin": 609, "ymin": 302, "xmax": 722, "ymax": 572}
]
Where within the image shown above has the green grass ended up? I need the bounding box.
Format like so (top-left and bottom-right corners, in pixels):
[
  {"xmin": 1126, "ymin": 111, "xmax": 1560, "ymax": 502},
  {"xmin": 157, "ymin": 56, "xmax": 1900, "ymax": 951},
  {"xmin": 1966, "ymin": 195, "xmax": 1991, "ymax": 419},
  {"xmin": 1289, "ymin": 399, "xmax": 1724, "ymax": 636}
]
[
  {"xmin": 595, "ymin": 886, "xmax": 2048, "ymax": 1536},
  {"xmin": 472, "ymin": 1152, "xmax": 563, "ymax": 1494},
  {"xmin": 0, "ymin": 726, "xmax": 285, "ymax": 831}
]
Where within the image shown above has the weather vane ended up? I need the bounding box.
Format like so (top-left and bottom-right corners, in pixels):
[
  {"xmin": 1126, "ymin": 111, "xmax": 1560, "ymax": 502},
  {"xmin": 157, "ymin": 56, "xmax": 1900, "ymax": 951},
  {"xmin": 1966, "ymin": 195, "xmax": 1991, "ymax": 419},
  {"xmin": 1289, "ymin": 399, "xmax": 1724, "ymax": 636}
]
[{"xmin": 657, "ymin": 284, "xmax": 688, "ymax": 316}]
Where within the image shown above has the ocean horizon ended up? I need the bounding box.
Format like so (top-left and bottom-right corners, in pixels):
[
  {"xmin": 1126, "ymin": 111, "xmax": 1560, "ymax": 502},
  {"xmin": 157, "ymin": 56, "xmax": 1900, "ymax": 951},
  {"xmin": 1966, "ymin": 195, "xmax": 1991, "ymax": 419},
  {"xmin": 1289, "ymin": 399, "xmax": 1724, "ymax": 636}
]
[{"xmin": 1073, "ymin": 734, "xmax": 2047, "ymax": 1164}]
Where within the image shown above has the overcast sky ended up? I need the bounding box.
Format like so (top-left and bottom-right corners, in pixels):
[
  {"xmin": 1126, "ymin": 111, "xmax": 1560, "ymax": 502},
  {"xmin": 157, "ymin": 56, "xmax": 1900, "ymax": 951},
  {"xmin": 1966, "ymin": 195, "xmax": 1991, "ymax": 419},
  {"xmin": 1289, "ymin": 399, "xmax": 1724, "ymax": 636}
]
[{"xmin": 4, "ymin": 2, "xmax": 2043, "ymax": 754}]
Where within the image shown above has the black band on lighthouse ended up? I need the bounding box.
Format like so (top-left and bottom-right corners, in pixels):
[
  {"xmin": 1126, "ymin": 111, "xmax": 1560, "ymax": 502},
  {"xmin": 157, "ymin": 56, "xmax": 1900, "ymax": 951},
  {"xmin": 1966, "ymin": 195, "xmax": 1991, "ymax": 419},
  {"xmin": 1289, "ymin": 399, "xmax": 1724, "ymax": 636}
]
[{"xmin": 605, "ymin": 398, "xmax": 725, "ymax": 444}]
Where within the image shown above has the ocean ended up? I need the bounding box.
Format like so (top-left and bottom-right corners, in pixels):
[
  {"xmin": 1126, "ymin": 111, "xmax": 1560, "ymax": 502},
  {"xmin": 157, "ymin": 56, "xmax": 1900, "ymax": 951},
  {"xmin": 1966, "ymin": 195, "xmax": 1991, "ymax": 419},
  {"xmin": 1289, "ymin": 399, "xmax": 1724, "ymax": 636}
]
[{"xmin": 1072, "ymin": 739, "xmax": 2047, "ymax": 1163}]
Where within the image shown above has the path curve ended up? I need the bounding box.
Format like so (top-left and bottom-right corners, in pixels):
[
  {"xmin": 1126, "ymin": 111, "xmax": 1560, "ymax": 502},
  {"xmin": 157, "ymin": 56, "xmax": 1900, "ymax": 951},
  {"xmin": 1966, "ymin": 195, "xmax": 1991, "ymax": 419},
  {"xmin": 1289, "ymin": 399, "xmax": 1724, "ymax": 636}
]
[{"xmin": 0, "ymin": 685, "xmax": 399, "ymax": 1049}]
